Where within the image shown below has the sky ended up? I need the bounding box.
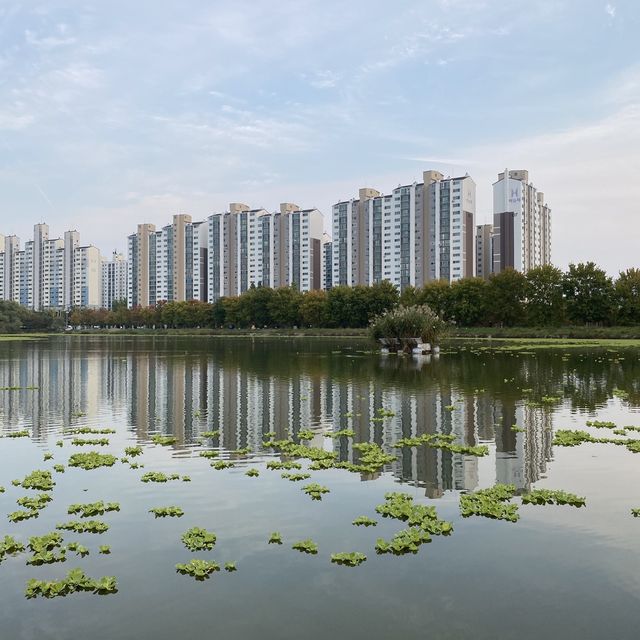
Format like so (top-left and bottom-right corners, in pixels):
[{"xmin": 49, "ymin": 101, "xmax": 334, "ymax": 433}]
[{"xmin": 0, "ymin": 0, "xmax": 638, "ymax": 274}]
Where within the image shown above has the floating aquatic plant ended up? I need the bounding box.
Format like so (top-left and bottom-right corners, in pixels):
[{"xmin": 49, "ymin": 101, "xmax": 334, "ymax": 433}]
[
  {"xmin": 245, "ymin": 468, "xmax": 260, "ymax": 477},
  {"xmin": 199, "ymin": 450, "xmax": 219, "ymax": 459},
  {"xmin": 71, "ymin": 438, "xmax": 110, "ymax": 446},
  {"xmin": 8, "ymin": 509, "xmax": 39, "ymax": 522},
  {"xmin": 5, "ymin": 430, "xmax": 30, "ymax": 438},
  {"xmin": 55, "ymin": 440, "xmax": 63, "ymax": 447},
  {"xmin": 331, "ymin": 429, "xmax": 355, "ymax": 438},
  {"xmin": 150, "ymin": 506, "xmax": 184, "ymax": 518},
  {"xmin": 521, "ymin": 489, "xmax": 586, "ymax": 507},
  {"xmin": 67, "ymin": 427, "xmax": 115, "ymax": 435},
  {"xmin": 233, "ymin": 447, "xmax": 251, "ymax": 456},
  {"xmin": 375, "ymin": 493, "xmax": 453, "ymax": 536},
  {"xmin": 201, "ymin": 430, "xmax": 220, "ymax": 438},
  {"xmin": 43, "ymin": 452, "xmax": 54, "ymax": 461},
  {"xmin": 632, "ymin": 509, "xmax": 640, "ymax": 518},
  {"xmin": 56, "ymin": 520, "xmax": 109, "ymax": 534},
  {"xmin": 297, "ymin": 429, "xmax": 315, "ymax": 441},
  {"xmin": 176, "ymin": 559, "xmax": 220, "ymax": 580},
  {"xmin": 17, "ymin": 493, "xmax": 52, "ymax": 511},
  {"xmin": 68, "ymin": 452, "xmax": 117, "ymax": 470},
  {"xmin": 460, "ymin": 484, "xmax": 519, "ymax": 522},
  {"xmin": 17, "ymin": 469, "xmax": 55, "ymax": 491},
  {"xmin": 281, "ymin": 472, "xmax": 311, "ymax": 482},
  {"xmin": 268, "ymin": 532, "xmax": 282, "ymax": 544},
  {"xmin": 375, "ymin": 528, "xmax": 432, "ymax": 555},
  {"xmin": 68, "ymin": 501, "xmax": 120, "ymax": 518},
  {"xmin": 0, "ymin": 535, "xmax": 25, "ymax": 562},
  {"xmin": 129, "ymin": 462, "xmax": 143, "ymax": 469},
  {"xmin": 352, "ymin": 516, "xmax": 377, "ymax": 527},
  {"xmin": 266, "ymin": 460, "xmax": 302, "ymax": 471},
  {"xmin": 181, "ymin": 527, "xmax": 216, "ymax": 551},
  {"xmin": 338, "ymin": 442, "xmax": 396, "ymax": 474},
  {"xmin": 224, "ymin": 562, "xmax": 237, "ymax": 572},
  {"xmin": 182, "ymin": 475, "xmax": 191, "ymax": 482},
  {"xmin": 302, "ymin": 483, "xmax": 330, "ymax": 500},
  {"xmin": 211, "ymin": 460, "xmax": 235, "ymax": 470},
  {"xmin": 292, "ymin": 539, "xmax": 318, "ymax": 554},
  {"xmin": 586, "ymin": 420, "xmax": 616, "ymax": 428},
  {"xmin": 25, "ymin": 568, "xmax": 117, "ymax": 598},
  {"xmin": 66, "ymin": 542, "xmax": 89, "ymax": 557},
  {"xmin": 151, "ymin": 434, "xmax": 177, "ymax": 446},
  {"xmin": 27, "ymin": 532, "xmax": 66, "ymax": 565},
  {"xmin": 140, "ymin": 471, "xmax": 179, "ymax": 483},
  {"xmin": 330, "ymin": 552, "xmax": 367, "ymax": 566},
  {"xmin": 124, "ymin": 445, "xmax": 143, "ymax": 457},
  {"xmin": 552, "ymin": 430, "xmax": 595, "ymax": 447},
  {"xmin": 53, "ymin": 464, "xmax": 65, "ymax": 473}
]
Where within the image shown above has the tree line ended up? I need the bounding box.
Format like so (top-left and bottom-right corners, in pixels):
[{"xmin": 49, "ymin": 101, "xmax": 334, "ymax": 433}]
[{"xmin": 61, "ymin": 263, "xmax": 640, "ymax": 330}]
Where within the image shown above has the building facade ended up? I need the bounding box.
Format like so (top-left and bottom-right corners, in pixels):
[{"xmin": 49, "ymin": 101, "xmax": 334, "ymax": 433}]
[
  {"xmin": 492, "ymin": 169, "xmax": 551, "ymax": 273},
  {"xmin": 475, "ymin": 223, "xmax": 493, "ymax": 280},
  {"xmin": 102, "ymin": 252, "xmax": 128, "ymax": 310}
]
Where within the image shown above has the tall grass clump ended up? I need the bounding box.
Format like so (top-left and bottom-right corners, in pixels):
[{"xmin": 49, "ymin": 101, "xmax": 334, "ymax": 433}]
[{"xmin": 369, "ymin": 304, "xmax": 446, "ymax": 352}]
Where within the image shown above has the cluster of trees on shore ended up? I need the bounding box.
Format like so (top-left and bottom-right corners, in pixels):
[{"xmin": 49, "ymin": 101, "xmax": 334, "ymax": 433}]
[
  {"xmin": 62, "ymin": 263, "xmax": 640, "ymax": 330},
  {"xmin": 0, "ymin": 301, "xmax": 63, "ymax": 333}
]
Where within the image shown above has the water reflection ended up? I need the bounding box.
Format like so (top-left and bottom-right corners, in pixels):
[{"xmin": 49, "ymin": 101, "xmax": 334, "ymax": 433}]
[{"xmin": 1, "ymin": 337, "xmax": 637, "ymax": 497}]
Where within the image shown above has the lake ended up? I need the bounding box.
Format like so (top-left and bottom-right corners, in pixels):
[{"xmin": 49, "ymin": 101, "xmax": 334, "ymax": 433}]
[{"xmin": 0, "ymin": 336, "xmax": 639, "ymax": 640}]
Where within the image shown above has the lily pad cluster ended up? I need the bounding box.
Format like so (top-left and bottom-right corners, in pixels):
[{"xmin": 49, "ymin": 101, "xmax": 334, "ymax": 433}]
[
  {"xmin": 176, "ymin": 559, "xmax": 220, "ymax": 581},
  {"xmin": 15, "ymin": 469, "xmax": 55, "ymax": 491},
  {"xmin": 181, "ymin": 527, "xmax": 216, "ymax": 551},
  {"xmin": 292, "ymin": 539, "xmax": 318, "ymax": 554},
  {"xmin": 27, "ymin": 532, "xmax": 66, "ymax": 565},
  {"xmin": 0, "ymin": 535, "xmax": 25, "ymax": 562}
]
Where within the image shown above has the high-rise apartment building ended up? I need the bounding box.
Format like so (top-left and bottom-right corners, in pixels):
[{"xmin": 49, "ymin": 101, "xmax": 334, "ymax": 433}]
[
  {"xmin": 332, "ymin": 170, "xmax": 476, "ymax": 290},
  {"xmin": 492, "ymin": 169, "xmax": 551, "ymax": 273},
  {"xmin": 127, "ymin": 223, "xmax": 156, "ymax": 308},
  {"xmin": 321, "ymin": 234, "xmax": 332, "ymax": 290},
  {"xmin": 102, "ymin": 252, "xmax": 128, "ymax": 310},
  {"xmin": 0, "ymin": 235, "xmax": 20, "ymax": 302},
  {"xmin": 42, "ymin": 237, "xmax": 65, "ymax": 309},
  {"xmin": 73, "ymin": 246, "xmax": 102, "ymax": 309},
  {"xmin": 64, "ymin": 230, "xmax": 80, "ymax": 309},
  {"xmin": 32, "ymin": 223, "xmax": 49, "ymax": 311},
  {"xmin": 475, "ymin": 224, "xmax": 493, "ymax": 280}
]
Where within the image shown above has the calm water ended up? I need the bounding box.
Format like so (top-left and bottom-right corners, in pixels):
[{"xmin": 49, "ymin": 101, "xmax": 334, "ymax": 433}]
[{"xmin": 0, "ymin": 336, "xmax": 639, "ymax": 640}]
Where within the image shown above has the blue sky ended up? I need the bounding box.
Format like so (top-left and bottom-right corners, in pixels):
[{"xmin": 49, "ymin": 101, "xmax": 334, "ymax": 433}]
[{"xmin": 0, "ymin": 0, "xmax": 638, "ymax": 273}]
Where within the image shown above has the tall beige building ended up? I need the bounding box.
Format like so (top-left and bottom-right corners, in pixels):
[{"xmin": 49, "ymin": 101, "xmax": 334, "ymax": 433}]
[
  {"xmin": 475, "ymin": 224, "xmax": 493, "ymax": 280},
  {"xmin": 127, "ymin": 223, "xmax": 156, "ymax": 307},
  {"xmin": 73, "ymin": 245, "xmax": 102, "ymax": 309}
]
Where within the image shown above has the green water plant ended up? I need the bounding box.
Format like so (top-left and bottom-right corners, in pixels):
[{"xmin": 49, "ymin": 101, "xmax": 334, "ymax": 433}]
[
  {"xmin": 460, "ymin": 484, "xmax": 519, "ymax": 522},
  {"xmin": 68, "ymin": 501, "xmax": 120, "ymax": 518},
  {"xmin": 25, "ymin": 568, "xmax": 117, "ymax": 598},
  {"xmin": 375, "ymin": 493, "xmax": 453, "ymax": 538},
  {"xmin": 56, "ymin": 520, "xmax": 109, "ymax": 534},
  {"xmin": 199, "ymin": 450, "xmax": 219, "ymax": 459},
  {"xmin": 297, "ymin": 429, "xmax": 315, "ymax": 441},
  {"xmin": 27, "ymin": 532, "xmax": 66, "ymax": 565},
  {"xmin": 53, "ymin": 464, "xmax": 65, "ymax": 473},
  {"xmin": 266, "ymin": 460, "xmax": 302, "ymax": 471},
  {"xmin": 292, "ymin": 539, "xmax": 318, "ymax": 554},
  {"xmin": 17, "ymin": 493, "xmax": 52, "ymax": 511},
  {"xmin": 56, "ymin": 440, "xmax": 63, "ymax": 447},
  {"xmin": 151, "ymin": 434, "xmax": 177, "ymax": 446},
  {"xmin": 66, "ymin": 542, "xmax": 89, "ymax": 557},
  {"xmin": 521, "ymin": 489, "xmax": 585, "ymax": 507},
  {"xmin": 67, "ymin": 427, "xmax": 115, "ymax": 435},
  {"xmin": 330, "ymin": 552, "xmax": 367, "ymax": 566},
  {"xmin": 632, "ymin": 509, "xmax": 640, "ymax": 517},
  {"xmin": 6, "ymin": 430, "xmax": 30, "ymax": 438},
  {"xmin": 245, "ymin": 468, "xmax": 260, "ymax": 477},
  {"xmin": 268, "ymin": 532, "xmax": 282, "ymax": 544},
  {"xmin": 331, "ymin": 429, "xmax": 355, "ymax": 438},
  {"xmin": 124, "ymin": 446, "xmax": 143, "ymax": 457},
  {"xmin": 352, "ymin": 516, "xmax": 377, "ymax": 527},
  {"xmin": 17, "ymin": 469, "xmax": 55, "ymax": 491},
  {"xmin": 0, "ymin": 535, "xmax": 25, "ymax": 562},
  {"xmin": 224, "ymin": 562, "xmax": 237, "ymax": 572},
  {"xmin": 150, "ymin": 506, "xmax": 184, "ymax": 518},
  {"xmin": 586, "ymin": 420, "xmax": 616, "ymax": 428},
  {"xmin": 552, "ymin": 430, "xmax": 595, "ymax": 447},
  {"xmin": 140, "ymin": 471, "xmax": 177, "ymax": 483},
  {"xmin": 375, "ymin": 528, "xmax": 433, "ymax": 555},
  {"xmin": 176, "ymin": 559, "xmax": 220, "ymax": 580},
  {"xmin": 201, "ymin": 430, "xmax": 220, "ymax": 438},
  {"xmin": 99, "ymin": 545, "xmax": 111, "ymax": 554},
  {"xmin": 8, "ymin": 509, "xmax": 39, "ymax": 522},
  {"xmin": 71, "ymin": 438, "xmax": 110, "ymax": 446},
  {"xmin": 68, "ymin": 452, "xmax": 117, "ymax": 470},
  {"xmin": 181, "ymin": 527, "xmax": 216, "ymax": 551},
  {"xmin": 302, "ymin": 483, "xmax": 330, "ymax": 500},
  {"xmin": 211, "ymin": 460, "xmax": 235, "ymax": 470},
  {"xmin": 281, "ymin": 472, "xmax": 311, "ymax": 482},
  {"xmin": 43, "ymin": 452, "xmax": 54, "ymax": 461}
]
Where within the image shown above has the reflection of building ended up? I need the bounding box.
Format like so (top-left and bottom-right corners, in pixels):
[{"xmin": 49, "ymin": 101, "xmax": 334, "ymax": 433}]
[{"xmin": 0, "ymin": 341, "xmax": 554, "ymax": 494}]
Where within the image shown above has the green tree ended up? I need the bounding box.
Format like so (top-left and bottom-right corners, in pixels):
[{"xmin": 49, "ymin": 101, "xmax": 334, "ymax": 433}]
[
  {"xmin": 487, "ymin": 269, "xmax": 527, "ymax": 326},
  {"xmin": 300, "ymin": 290, "xmax": 329, "ymax": 327},
  {"xmin": 614, "ymin": 268, "xmax": 640, "ymax": 325},
  {"xmin": 449, "ymin": 278, "xmax": 488, "ymax": 326},
  {"xmin": 366, "ymin": 281, "xmax": 399, "ymax": 319},
  {"xmin": 268, "ymin": 287, "xmax": 302, "ymax": 327},
  {"xmin": 563, "ymin": 262, "xmax": 615, "ymax": 325},
  {"xmin": 417, "ymin": 280, "xmax": 454, "ymax": 321},
  {"xmin": 525, "ymin": 265, "xmax": 565, "ymax": 326}
]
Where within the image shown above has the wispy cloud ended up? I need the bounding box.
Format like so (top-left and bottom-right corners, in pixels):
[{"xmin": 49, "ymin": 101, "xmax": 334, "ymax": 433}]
[{"xmin": 605, "ymin": 3, "xmax": 616, "ymax": 18}]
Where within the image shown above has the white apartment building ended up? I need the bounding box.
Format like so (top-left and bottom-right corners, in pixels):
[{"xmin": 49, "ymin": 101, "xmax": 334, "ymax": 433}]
[
  {"xmin": 101, "ymin": 252, "xmax": 128, "ymax": 310},
  {"xmin": 73, "ymin": 246, "xmax": 102, "ymax": 309},
  {"xmin": 332, "ymin": 170, "xmax": 476, "ymax": 290},
  {"xmin": 492, "ymin": 169, "xmax": 552, "ymax": 273},
  {"xmin": 42, "ymin": 238, "xmax": 65, "ymax": 309},
  {"xmin": 321, "ymin": 234, "xmax": 332, "ymax": 291}
]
